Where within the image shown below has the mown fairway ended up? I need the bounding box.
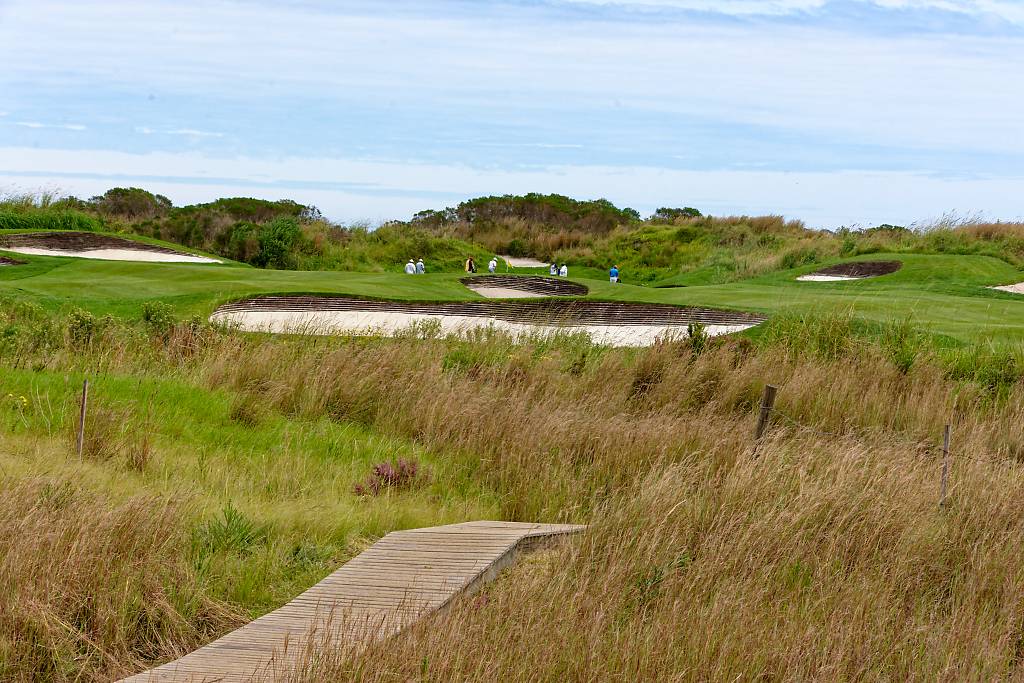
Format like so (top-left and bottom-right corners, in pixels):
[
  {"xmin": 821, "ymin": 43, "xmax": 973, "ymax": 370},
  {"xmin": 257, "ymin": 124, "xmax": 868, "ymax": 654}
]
[{"xmin": 5, "ymin": 242, "xmax": 1024, "ymax": 345}]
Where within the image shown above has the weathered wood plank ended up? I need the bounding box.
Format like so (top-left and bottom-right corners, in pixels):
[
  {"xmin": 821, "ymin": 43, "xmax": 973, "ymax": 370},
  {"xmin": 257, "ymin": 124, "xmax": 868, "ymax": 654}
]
[{"xmin": 119, "ymin": 521, "xmax": 582, "ymax": 683}]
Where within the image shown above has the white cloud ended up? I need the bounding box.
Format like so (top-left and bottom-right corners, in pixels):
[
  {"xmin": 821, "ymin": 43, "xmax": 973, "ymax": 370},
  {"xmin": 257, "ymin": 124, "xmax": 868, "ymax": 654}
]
[
  {"xmin": 134, "ymin": 126, "xmax": 223, "ymax": 137},
  {"xmin": 869, "ymin": 0, "xmax": 1024, "ymax": 23},
  {"xmin": 563, "ymin": 0, "xmax": 1024, "ymax": 22},
  {"xmin": 12, "ymin": 121, "xmax": 85, "ymax": 130},
  {"xmin": 2, "ymin": 0, "xmax": 1020, "ymax": 157},
  {"xmin": 166, "ymin": 128, "xmax": 224, "ymax": 138},
  {"xmin": 557, "ymin": 0, "xmax": 826, "ymax": 14}
]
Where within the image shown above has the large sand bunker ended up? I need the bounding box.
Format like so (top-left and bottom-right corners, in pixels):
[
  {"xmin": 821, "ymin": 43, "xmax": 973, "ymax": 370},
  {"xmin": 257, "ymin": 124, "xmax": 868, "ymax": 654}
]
[
  {"xmin": 211, "ymin": 296, "xmax": 766, "ymax": 347},
  {"xmin": 461, "ymin": 275, "xmax": 589, "ymax": 298},
  {"xmin": 0, "ymin": 232, "xmax": 221, "ymax": 264},
  {"xmin": 797, "ymin": 260, "xmax": 902, "ymax": 282}
]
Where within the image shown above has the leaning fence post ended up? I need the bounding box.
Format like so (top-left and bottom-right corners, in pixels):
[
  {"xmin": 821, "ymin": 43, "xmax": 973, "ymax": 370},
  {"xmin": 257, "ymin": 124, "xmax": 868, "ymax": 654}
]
[
  {"xmin": 753, "ymin": 384, "xmax": 778, "ymax": 456},
  {"xmin": 940, "ymin": 424, "xmax": 950, "ymax": 508},
  {"xmin": 76, "ymin": 379, "xmax": 89, "ymax": 460}
]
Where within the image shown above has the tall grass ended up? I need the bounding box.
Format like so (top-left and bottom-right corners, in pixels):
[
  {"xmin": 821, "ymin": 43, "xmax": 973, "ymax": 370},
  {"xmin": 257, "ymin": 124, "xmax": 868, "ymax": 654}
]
[
  {"xmin": 7, "ymin": 302, "xmax": 1024, "ymax": 678},
  {"xmin": 296, "ymin": 437, "xmax": 1024, "ymax": 680},
  {"xmin": 0, "ymin": 479, "xmax": 238, "ymax": 682}
]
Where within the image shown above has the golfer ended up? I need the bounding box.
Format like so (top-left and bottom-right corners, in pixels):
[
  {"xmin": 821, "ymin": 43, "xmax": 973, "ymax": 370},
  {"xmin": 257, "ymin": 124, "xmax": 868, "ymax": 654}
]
[
  {"xmin": 488, "ymin": 257, "xmax": 497, "ymax": 273},
  {"xmin": 416, "ymin": 258, "xmax": 425, "ymax": 274},
  {"xmin": 610, "ymin": 265, "xmax": 619, "ymax": 283},
  {"xmin": 549, "ymin": 263, "xmax": 558, "ymax": 276},
  {"xmin": 559, "ymin": 264, "xmax": 568, "ymax": 277},
  {"xmin": 404, "ymin": 259, "xmax": 416, "ymax": 275},
  {"xmin": 465, "ymin": 257, "xmax": 477, "ymax": 273}
]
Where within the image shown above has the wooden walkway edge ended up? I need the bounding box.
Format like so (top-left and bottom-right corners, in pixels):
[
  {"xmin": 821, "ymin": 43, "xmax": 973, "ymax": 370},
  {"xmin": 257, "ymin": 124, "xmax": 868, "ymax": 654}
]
[{"xmin": 121, "ymin": 521, "xmax": 583, "ymax": 682}]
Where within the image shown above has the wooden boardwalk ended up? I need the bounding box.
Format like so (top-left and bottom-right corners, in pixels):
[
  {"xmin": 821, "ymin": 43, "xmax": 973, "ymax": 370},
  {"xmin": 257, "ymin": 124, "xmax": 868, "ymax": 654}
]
[{"xmin": 121, "ymin": 521, "xmax": 583, "ymax": 682}]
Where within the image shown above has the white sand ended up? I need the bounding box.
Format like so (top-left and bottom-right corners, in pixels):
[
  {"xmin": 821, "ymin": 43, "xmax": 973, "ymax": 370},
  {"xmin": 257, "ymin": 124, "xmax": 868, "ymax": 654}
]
[
  {"xmin": 464, "ymin": 285, "xmax": 542, "ymax": 299},
  {"xmin": 796, "ymin": 274, "xmax": 860, "ymax": 282},
  {"xmin": 991, "ymin": 283, "xmax": 1024, "ymax": 294},
  {"xmin": 500, "ymin": 255, "xmax": 549, "ymax": 268},
  {"xmin": 4, "ymin": 246, "xmax": 221, "ymax": 264},
  {"xmin": 210, "ymin": 309, "xmax": 756, "ymax": 347}
]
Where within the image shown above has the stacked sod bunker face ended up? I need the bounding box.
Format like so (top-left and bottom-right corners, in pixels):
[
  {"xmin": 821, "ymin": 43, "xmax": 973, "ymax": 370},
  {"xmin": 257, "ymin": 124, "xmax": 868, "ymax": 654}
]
[
  {"xmin": 210, "ymin": 295, "xmax": 767, "ymax": 347},
  {"xmin": 0, "ymin": 256, "xmax": 26, "ymax": 266},
  {"xmin": 797, "ymin": 260, "xmax": 903, "ymax": 282},
  {"xmin": 461, "ymin": 275, "xmax": 589, "ymax": 298},
  {"xmin": 0, "ymin": 232, "xmax": 221, "ymax": 263}
]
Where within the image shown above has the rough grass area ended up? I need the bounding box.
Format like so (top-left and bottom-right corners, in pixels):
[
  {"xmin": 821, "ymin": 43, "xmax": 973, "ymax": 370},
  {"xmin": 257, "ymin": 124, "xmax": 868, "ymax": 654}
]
[{"xmin": 6, "ymin": 280, "xmax": 1024, "ymax": 678}]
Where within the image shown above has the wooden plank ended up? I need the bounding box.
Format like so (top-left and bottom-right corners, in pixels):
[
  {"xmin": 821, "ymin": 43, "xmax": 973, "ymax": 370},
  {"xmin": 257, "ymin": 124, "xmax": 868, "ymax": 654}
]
[{"xmin": 119, "ymin": 521, "xmax": 583, "ymax": 683}]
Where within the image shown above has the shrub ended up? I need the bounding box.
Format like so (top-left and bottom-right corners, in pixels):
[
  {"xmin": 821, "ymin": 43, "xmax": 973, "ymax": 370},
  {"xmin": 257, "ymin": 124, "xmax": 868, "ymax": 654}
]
[
  {"xmin": 67, "ymin": 308, "xmax": 105, "ymax": 346},
  {"xmin": 255, "ymin": 217, "xmax": 303, "ymax": 269},
  {"xmin": 353, "ymin": 458, "xmax": 425, "ymax": 496},
  {"xmin": 780, "ymin": 246, "xmax": 820, "ymax": 270},
  {"xmin": 142, "ymin": 301, "xmax": 175, "ymax": 339}
]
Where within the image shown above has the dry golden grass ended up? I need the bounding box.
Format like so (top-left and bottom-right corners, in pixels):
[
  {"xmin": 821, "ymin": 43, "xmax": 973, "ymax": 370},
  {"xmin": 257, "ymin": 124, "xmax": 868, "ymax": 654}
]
[
  {"xmin": 0, "ymin": 479, "xmax": 239, "ymax": 682},
  {"xmin": 191, "ymin": 333, "xmax": 1024, "ymax": 680},
  {"xmin": 295, "ymin": 439, "xmax": 1024, "ymax": 681},
  {"xmin": 10, "ymin": 311, "xmax": 1024, "ymax": 680}
]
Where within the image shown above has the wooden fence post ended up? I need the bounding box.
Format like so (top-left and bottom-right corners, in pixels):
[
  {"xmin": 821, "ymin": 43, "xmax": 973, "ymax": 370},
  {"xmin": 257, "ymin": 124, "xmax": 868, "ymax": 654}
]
[
  {"xmin": 940, "ymin": 424, "xmax": 950, "ymax": 508},
  {"xmin": 76, "ymin": 379, "xmax": 89, "ymax": 459},
  {"xmin": 753, "ymin": 384, "xmax": 778, "ymax": 456}
]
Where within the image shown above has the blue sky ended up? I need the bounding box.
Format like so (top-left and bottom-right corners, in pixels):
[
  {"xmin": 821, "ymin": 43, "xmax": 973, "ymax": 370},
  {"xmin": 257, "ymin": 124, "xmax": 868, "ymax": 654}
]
[{"xmin": 1, "ymin": 0, "xmax": 1022, "ymax": 227}]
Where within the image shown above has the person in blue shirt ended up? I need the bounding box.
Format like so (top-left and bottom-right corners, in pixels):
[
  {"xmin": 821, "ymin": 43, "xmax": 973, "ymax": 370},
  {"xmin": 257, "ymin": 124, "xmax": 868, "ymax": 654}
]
[
  {"xmin": 416, "ymin": 258, "xmax": 425, "ymax": 274},
  {"xmin": 610, "ymin": 265, "xmax": 619, "ymax": 283}
]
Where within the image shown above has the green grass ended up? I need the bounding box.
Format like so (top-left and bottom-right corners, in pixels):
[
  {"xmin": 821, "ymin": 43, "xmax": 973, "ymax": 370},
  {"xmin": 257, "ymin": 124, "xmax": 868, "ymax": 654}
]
[
  {"xmin": 5, "ymin": 239, "xmax": 1024, "ymax": 345},
  {"xmin": 0, "ymin": 365, "xmax": 496, "ymax": 616}
]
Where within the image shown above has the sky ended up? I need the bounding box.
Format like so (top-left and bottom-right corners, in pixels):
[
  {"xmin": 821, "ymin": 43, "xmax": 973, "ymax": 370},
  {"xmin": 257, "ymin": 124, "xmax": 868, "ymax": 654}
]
[{"xmin": 1, "ymin": 0, "xmax": 1022, "ymax": 228}]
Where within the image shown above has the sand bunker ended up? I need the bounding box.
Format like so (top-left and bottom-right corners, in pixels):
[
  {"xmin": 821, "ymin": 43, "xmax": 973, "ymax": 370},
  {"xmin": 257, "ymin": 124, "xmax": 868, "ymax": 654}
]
[
  {"xmin": 462, "ymin": 275, "xmax": 589, "ymax": 298},
  {"xmin": 500, "ymin": 255, "xmax": 549, "ymax": 268},
  {"xmin": 211, "ymin": 297, "xmax": 765, "ymax": 347},
  {"xmin": 991, "ymin": 283, "xmax": 1024, "ymax": 295},
  {"xmin": 0, "ymin": 232, "xmax": 221, "ymax": 264},
  {"xmin": 797, "ymin": 260, "xmax": 902, "ymax": 282}
]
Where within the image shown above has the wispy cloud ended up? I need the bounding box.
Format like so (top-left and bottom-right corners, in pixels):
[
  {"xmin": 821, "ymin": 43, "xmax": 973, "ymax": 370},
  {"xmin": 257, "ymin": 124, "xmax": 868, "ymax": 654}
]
[
  {"xmin": 166, "ymin": 128, "xmax": 224, "ymax": 138},
  {"xmin": 560, "ymin": 0, "xmax": 1024, "ymax": 23},
  {"xmin": 557, "ymin": 0, "xmax": 826, "ymax": 15},
  {"xmin": 135, "ymin": 126, "xmax": 223, "ymax": 138},
  {"xmin": 12, "ymin": 121, "xmax": 86, "ymax": 131}
]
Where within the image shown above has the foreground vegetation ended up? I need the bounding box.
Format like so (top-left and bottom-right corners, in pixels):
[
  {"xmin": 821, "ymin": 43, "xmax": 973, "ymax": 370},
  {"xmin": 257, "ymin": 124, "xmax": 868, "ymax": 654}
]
[{"xmin": 5, "ymin": 295, "xmax": 1024, "ymax": 679}]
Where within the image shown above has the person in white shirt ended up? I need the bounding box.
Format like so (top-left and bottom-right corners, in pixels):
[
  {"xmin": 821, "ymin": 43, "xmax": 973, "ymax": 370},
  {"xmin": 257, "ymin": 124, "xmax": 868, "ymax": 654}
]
[
  {"xmin": 416, "ymin": 258, "xmax": 425, "ymax": 274},
  {"xmin": 404, "ymin": 259, "xmax": 416, "ymax": 275},
  {"xmin": 549, "ymin": 263, "xmax": 558, "ymax": 276},
  {"xmin": 559, "ymin": 264, "xmax": 568, "ymax": 277},
  {"xmin": 488, "ymin": 257, "xmax": 497, "ymax": 273}
]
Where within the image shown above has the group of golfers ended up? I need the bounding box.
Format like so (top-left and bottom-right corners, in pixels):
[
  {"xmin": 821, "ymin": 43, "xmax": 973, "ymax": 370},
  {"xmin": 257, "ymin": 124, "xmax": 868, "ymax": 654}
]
[{"xmin": 405, "ymin": 257, "xmax": 621, "ymax": 283}]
